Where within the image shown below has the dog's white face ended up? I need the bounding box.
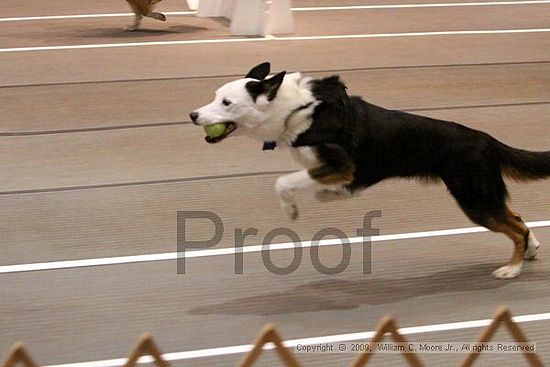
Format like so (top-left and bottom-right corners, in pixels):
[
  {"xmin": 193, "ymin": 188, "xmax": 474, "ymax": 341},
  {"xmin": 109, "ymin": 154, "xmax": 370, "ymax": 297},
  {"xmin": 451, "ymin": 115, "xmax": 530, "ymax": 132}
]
[
  {"xmin": 191, "ymin": 78, "xmax": 265, "ymax": 141},
  {"xmin": 191, "ymin": 62, "xmax": 315, "ymax": 144}
]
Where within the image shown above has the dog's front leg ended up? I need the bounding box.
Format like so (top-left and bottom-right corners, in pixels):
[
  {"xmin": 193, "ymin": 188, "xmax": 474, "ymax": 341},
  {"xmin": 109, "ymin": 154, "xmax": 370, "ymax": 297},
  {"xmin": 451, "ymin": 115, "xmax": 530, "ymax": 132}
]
[
  {"xmin": 276, "ymin": 144, "xmax": 356, "ymax": 220},
  {"xmin": 275, "ymin": 170, "xmax": 321, "ymax": 220}
]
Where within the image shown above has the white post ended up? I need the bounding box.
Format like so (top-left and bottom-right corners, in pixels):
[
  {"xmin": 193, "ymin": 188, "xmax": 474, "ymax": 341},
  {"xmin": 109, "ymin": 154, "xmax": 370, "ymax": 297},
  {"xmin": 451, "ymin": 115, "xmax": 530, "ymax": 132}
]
[
  {"xmin": 229, "ymin": 0, "xmax": 267, "ymax": 35},
  {"xmin": 197, "ymin": 0, "xmax": 235, "ymax": 17},
  {"xmin": 265, "ymin": 0, "xmax": 293, "ymax": 35},
  {"xmin": 186, "ymin": 0, "xmax": 200, "ymax": 10},
  {"xmin": 196, "ymin": 0, "xmax": 294, "ymax": 35}
]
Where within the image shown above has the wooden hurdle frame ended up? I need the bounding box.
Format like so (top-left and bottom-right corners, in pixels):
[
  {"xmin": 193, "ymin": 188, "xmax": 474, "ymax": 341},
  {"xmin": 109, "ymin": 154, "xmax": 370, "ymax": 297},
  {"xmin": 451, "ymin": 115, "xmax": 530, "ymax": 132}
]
[{"xmin": 1, "ymin": 307, "xmax": 544, "ymax": 367}]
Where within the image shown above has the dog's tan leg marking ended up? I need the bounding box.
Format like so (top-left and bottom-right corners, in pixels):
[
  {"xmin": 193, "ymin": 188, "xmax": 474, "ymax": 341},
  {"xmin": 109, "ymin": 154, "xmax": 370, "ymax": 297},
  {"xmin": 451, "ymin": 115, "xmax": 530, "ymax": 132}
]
[
  {"xmin": 489, "ymin": 207, "xmax": 529, "ymax": 279},
  {"xmin": 308, "ymin": 164, "xmax": 355, "ymax": 185},
  {"xmin": 508, "ymin": 209, "xmax": 541, "ymax": 260},
  {"xmin": 309, "ymin": 157, "xmax": 355, "ymax": 202}
]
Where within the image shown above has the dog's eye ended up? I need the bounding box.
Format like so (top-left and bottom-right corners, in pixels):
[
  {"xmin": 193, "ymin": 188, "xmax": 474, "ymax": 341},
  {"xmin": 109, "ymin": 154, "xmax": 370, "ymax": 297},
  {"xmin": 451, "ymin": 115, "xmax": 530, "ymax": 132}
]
[{"xmin": 222, "ymin": 99, "xmax": 232, "ymax": 107}]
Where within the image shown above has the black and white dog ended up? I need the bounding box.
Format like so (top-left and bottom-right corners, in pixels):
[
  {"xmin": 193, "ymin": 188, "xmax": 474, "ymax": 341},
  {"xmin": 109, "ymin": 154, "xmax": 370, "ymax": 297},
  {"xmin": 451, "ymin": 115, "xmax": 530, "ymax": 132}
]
[{"xmin": 190, "ymin": 62, "xmax": 550, "ymax": 279}]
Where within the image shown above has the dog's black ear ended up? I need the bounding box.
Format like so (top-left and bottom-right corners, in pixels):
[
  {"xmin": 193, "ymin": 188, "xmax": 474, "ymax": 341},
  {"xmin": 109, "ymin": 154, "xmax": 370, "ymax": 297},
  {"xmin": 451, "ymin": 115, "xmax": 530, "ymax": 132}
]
[
  {"xmin": 246, "ymin": 71, "xmax": 286, "ymax": 103},
  {"xmin": 245, "ymin": 62, "xmax": 271, "ymax": 80},
  {"xmin": 262, "ymin": 71, "xmax": 286, "ymax": 101}
]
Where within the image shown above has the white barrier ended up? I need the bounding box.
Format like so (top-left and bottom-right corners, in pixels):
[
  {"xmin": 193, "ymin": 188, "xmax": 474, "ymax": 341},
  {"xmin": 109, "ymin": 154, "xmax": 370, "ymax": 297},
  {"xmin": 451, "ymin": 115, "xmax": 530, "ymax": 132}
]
[
  {"xmin": 186, "ymin": 0, "xmax": 200, "ymax": 10},
  {"xmin": 194, "ymin": 0, "xmax": 293, "ymax": 36}
]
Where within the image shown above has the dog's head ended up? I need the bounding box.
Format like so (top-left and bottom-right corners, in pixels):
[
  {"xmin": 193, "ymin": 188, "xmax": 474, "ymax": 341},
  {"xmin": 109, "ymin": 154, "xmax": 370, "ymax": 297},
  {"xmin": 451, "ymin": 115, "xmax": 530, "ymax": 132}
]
[{"xmin": 190, "ymin": 62, "xmax": 289, "ymax": 143}]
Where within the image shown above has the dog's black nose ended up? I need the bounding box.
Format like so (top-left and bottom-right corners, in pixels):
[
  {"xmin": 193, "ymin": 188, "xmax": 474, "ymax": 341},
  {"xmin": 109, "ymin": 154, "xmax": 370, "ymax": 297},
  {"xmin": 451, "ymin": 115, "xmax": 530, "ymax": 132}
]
[{"xmin": 189, "ymin": 112, "xmax": 199, "ymax": 124}]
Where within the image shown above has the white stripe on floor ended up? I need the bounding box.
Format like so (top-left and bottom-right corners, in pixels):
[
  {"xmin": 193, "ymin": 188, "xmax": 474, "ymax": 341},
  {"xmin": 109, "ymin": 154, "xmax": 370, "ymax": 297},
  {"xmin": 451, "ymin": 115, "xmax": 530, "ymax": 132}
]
[
  {"xmin": 0, "ymin": 12, "xmax": 195, "ymax": 22},
  {"xmin": 1, "ymin": 220, "xmax": 549, "ymax": 274},
  {"xmin": 1, "ymin": 28, "xmax": 550, "ymax": 53},
  {"xmin": 43, "ymin": 310, "xmax": 550, "ymax": 367},
  {"xmin": 2, "ymin": 1, "xmax": 550, "ymax": 22},
  {"xmin": 292, "ymin": 0, "xmax": 550, "ymax": 11}
]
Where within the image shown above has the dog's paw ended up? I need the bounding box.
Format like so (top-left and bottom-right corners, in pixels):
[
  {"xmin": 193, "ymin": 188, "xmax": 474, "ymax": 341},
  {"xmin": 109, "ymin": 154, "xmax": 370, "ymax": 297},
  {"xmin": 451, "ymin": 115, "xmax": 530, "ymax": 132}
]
[
  {"xmin": 154, "ymin": 12, "xmax": 167, "ymax": 21},
  {"xmin": 492, "ymin": 263, "xmax": 522, "ymax": 279},
  {"xmin": 524, "ymin": 233, "xmax": 541, "ymax": 260},
  {"xmin": 125, "ymin": 25, "xmax": 139, "ymax": 31},
  {"xmin": 281, "ymin": 203, "xmax": 299, "ymax": 221}
]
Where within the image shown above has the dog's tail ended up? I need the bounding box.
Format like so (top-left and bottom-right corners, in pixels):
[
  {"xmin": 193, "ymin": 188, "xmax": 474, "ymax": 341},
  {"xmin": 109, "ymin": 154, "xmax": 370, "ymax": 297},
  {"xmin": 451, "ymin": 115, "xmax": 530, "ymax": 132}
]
[{"xmin": 498, "ymin": 142, "xmax": 550, "ymax": 181}]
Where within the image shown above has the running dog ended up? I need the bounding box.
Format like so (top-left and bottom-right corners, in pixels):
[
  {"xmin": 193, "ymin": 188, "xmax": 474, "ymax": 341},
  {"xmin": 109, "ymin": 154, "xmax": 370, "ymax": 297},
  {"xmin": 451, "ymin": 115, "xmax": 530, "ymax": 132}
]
[
  {"xmin": 190, "ymin": 62, "xmax": 549, "ymax": 279},
  {"xmin": 125, "ymin": 0, "xmax": 166, "ymax": 30}
]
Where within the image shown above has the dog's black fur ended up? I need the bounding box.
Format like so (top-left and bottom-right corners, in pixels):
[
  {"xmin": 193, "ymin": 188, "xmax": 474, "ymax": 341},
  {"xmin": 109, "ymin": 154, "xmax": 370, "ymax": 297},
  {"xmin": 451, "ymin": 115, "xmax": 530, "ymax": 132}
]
[{"xmin": 292, "ymin": 76, "xmax": 550, "ymax": 228}]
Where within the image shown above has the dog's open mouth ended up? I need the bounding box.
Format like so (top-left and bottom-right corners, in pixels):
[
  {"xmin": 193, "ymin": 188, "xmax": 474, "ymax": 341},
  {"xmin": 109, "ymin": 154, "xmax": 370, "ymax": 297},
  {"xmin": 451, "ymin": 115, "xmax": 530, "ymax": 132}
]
[{"xmin": 204, "ymin": 122, "xmax": 237, "ymax": 144}]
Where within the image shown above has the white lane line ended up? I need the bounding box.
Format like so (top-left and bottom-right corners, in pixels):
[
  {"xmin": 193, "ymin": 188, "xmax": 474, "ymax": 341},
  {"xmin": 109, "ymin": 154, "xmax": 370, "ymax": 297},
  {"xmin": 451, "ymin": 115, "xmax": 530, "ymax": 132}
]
[
  {"xmin": 292, "ymin": 0, "xmax": 550, "ymax": 11},
  {"xmin": 43, "ymin": 311, "xmax": 550, "ymax": 367},
  {"xmin": 1, "ymin": 220, "xmax": 549, "ymax": 274},
  {"xmin": 1, "ymin": 28, "xmax": 550, "ymax": 53},
  {"xmin": 0, "ymin": 12, "xmax": 195, "ymax": 22},
  {"xmin": 2, "ymin": 1, "xmax": 550, "ymax": 22}
]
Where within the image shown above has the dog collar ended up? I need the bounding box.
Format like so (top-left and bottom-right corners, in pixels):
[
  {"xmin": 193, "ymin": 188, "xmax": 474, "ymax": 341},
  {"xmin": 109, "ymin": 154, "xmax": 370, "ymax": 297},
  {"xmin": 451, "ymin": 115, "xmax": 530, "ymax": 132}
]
[
  {"xmin": 262, "ymin": 141, "xmax": 277, "ymax": 150},
  {"xmin": 261, "ymin": 101, "xmax": 314, "ymax": 151}
]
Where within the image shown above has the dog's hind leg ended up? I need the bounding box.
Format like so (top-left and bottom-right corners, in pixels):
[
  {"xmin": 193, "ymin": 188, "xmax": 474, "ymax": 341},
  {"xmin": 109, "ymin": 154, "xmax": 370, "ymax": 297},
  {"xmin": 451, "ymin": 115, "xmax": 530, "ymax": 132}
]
[
  {"xmin": 442, "ymin": 154, "xmax": 534, "ymax": 278},
  {"xmin": 487, "ymin": 208, "xmax": 529, "ymax": 279},
  {"xmin": 507, "ymin": 209, "xmax": 541, "ymax": 260},
  {"xmin": 461, "ymin": 205, "xmax": 529, "ymax": 279}
]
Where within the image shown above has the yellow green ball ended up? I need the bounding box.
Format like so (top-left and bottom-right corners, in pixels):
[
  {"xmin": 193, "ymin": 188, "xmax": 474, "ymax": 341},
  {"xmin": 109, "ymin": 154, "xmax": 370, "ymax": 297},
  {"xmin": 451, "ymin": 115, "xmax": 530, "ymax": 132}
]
[{"xmin": 203, "ymin": 123, "xmax": 226, "ymax": 138}]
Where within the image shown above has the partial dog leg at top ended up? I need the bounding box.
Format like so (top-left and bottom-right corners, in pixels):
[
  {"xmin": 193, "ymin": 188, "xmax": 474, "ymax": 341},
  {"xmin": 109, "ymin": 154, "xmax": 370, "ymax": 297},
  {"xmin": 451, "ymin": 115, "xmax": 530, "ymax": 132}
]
[
  {"xmin": 125, "ymin": 0, "xmax": 143, "ymax": 31},
  {"xmin": 144, "ymin": 0, "xmax": 166, "ymax": 22},
  {"xmin": 126, "ymin": 12, "xmax": 143, "ymax": 31},
  {"xmin": 125, "ymin": 0, "xmax": 166, "ymax": 30},
  {"xmin": 276, "ymin": 144, "xmax": 355, "ymax": 220},
  {"xmin": 144, "ymin": 10, "xmax": 166, "ymax": 21}
]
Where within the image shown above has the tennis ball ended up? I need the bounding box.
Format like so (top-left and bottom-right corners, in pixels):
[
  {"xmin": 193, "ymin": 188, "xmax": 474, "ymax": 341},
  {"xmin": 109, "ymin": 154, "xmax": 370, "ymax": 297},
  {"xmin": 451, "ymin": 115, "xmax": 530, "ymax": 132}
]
[{"xmin": 203, "ymin": 123, "xmax": 226, "ymax": 138}]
